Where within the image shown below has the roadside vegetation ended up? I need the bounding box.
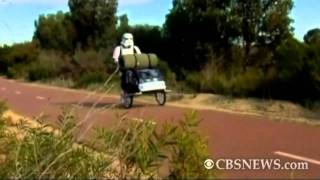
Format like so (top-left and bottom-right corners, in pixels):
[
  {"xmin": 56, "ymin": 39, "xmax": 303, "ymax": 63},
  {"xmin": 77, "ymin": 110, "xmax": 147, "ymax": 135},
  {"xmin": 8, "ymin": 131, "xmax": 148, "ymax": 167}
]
[
  {"xmin": 0, "ymin": 0, "xmax": 320, "ymax": 107},
  {"xmin": 0, "ymin": 100, "xmax": 216, "ymax": 179}
]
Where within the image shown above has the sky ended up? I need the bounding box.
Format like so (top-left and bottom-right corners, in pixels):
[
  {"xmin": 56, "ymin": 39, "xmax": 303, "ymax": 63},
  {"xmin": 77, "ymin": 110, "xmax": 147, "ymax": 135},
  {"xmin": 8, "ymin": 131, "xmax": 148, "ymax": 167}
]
[{"xmin": 0, "ymin": 0, "xmax": 319, "ymax": 45}]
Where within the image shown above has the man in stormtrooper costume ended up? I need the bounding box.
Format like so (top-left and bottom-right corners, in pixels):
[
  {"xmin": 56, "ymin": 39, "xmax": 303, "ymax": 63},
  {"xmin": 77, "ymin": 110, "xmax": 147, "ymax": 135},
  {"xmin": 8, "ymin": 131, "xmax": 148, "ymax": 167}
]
[
  {"xmin": 113, "ymin": 33, "xmax": 141, "ymax": 63},
  {"xmin": 113, "ymin": 33, "xmax": 141, "ymax": 96},
  {"xmin": 113, "ymin": 33, "xmax": 167, "ymax": 107}
]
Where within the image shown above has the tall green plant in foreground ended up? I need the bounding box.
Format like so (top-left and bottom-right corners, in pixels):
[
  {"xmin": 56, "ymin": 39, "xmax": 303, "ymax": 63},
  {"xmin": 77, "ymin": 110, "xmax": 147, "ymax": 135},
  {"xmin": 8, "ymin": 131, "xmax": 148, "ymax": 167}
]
[
  {"xmin": 0, "ymin": 101, "xmax": 217, "ymax": 179},
  {"xmin": 166, "ymin": 111, "xmax": 213, "ymax": 179},
  {"xmin": 0, "ymin": 108, "xmax": 108, "ymax": 179},
  {"xmin": 98, "ymin": 111, "xmax": 216, "ymax": 179}
]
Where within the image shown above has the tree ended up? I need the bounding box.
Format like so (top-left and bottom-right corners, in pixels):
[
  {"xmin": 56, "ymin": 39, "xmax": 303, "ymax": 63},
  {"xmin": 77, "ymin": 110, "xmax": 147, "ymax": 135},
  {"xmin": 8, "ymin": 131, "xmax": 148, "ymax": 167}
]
[
  {"xmin": 304, "ymin": 28, "xmax": 320, "ymax": 45},
  {"xmin": 117, "ymin": 14, "xmax": 130, "ymax": 36},
  {"xmin": 0, "ymin": 42, "xmax": 39, "ymax": 78},
  {"xmin": 163, "ymin": 0, "xmax": 240, "ymax": 73},
  {"xmin": 34, "ymin": 11, "xmax": 76, "ymax": 52},
  {"xmin": 163, "ymin": 0, "xmax": 294, "ymax": 73},
  {"xmin": 131, "ymin": 25, "xmax": 163, "ymax": 54},
  {"xmin": 68, "ymin": 0, "xmax": 118, "ymax": 48},
  {"xmin": 303, "ymin": 29, "xmax": 320, "ymax": 98},
  {"xmin": 235, "ymin": 0, "xmax": 293, "ymax": 65}
]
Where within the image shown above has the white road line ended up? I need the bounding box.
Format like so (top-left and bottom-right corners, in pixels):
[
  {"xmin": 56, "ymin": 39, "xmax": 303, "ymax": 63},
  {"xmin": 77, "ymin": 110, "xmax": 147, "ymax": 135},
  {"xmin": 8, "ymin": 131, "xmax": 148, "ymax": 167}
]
[
  {"xmin": 274, "ymin": 151, "xmax": 320, "ymax": 166},
  {"xmin": 36, "ymin": 96, "xmax": 46, "ymax": 100},
  {"xmin": 15, "ymin": 91, "xmax": 21, "ymax": 95}
]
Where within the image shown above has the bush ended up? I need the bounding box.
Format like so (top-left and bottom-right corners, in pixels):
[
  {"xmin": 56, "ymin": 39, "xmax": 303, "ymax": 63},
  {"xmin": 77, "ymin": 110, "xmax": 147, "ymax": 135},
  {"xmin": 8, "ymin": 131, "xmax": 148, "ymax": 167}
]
[
  {"xmin": 185, "ymin": 59, "xmax": 265, "ymax": 97},
  {"xmin": 268, "ymin": 37, "xmax": 320, "ymax": 102},
  {"xmin": 72, "ymin": 49, "xmax": 108, "ymax": 75},
  {"xmin": 71, "ymin": 49, "xmax": 110, "ymax": 85},
  {"xmin": 0, "ymin": 102, "xmax": 216, "ymax": 179},
  {"xmin": 98, "ymin": 111, "xmax": 216, "ymax": 179},
  {"xmin": 76, "ymin": 72, "xmax": 106, "ymax": 88},
  {"xmin": 0, "ymin": 101, "xmax": 8, "ymax": 117},
  {"xmin": 6, "ymin": 65, "xmax": 30, "ymax": 79},
  {"xmin": 0, "ymin": 109, "xmax": 108, "ymax": 178},
  {"xmin": 28, "ymin": 51, "xmax": 70, "ymax": 81},
  {"xmin": 0, "ymin": 102, "xmax": 217, "ymax": 179},
  {"xmin": 158, "ymin": 59, "xmax": 178, "ymax": 89},
  {"xmin": 166, "ymin": 111, "xmax": 214, "ymax": 179},
  {"xmin": 0, "ymin": 42, "xmax": 39, "ymax": 78}
]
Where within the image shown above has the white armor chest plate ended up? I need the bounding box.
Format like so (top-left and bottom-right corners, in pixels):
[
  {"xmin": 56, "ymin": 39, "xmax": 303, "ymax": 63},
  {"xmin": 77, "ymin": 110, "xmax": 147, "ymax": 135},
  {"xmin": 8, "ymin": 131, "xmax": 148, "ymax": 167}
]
[{"xmin": 121, "ymin": 47, "xmax": 135, "ymax": 55}]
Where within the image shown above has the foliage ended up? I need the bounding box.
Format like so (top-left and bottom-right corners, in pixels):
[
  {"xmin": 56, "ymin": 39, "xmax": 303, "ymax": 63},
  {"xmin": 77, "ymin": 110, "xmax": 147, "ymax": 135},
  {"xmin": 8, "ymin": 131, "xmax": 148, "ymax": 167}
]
[
  {"xmin": 76, "ymin": 72, "xmax": 106, "ymax": 88},
  {"xmin": 165, "ymin": 111, "xmax": 214, "ymax": 179},
  {"xmin": 158, "ymin": 59, "xmax": 178, "ymax": 89},
  {"xmin": 185, "ymin": 58, "xmax": 265, "ymax": 96},
  {"xmin": 34, "ymin": 0, "xmax": 118, "ymax": 50},
  {"xmin": 0, "ymin": 101, "xmax": 8, "ymax": 116},
  {"xmin": 0, "ymin": 100, "xmax": 216, "ymax": 179},
  {"xmin": 98, "ymin": 111, "xmax": 216, "ymax": 179},
  {"xmin": 2, "ymin": 0, "xmax": 320, "ymax": 103},
  {"xmin": 235, "ymin": 0, "xmax": 293, "ymax": 60},
  {"xmin": 28, "ymin": 50, "xmax": 71, "ymax": 81},
  {"xmin": 268, "ymin": 37, "xmax": 320, "ymax": 102},
  {"xmin": 131, "ymin": 25, "xmax": 164, "ymax": 55},
  {"xmin": 34, "ymin": 11, "xmax": 76, "ymax": 52},
  {"xmin": 304, "ymin": 28, "xmax": 320, "ymax": 45},
  {"xmin": 71, "ymin": 49, "xmax": 109, "ymax": 86},
  {"xmin": 0, "ymin": 108, "xmax": 108, "ymax": 179},
  {"xmin": 0, "ymin": 42, "xmax": 39, "ymax": 78},
  {"xmin": 68, "ymin": 0, "xmax": 118, "ymax": 48},
  {"xmin": 163, "ymin": 0, "xmax": 293, "ymax": 73},
  {"xmin": 117, "ymin": 14, "xmax": 130, "ymax": 39}
]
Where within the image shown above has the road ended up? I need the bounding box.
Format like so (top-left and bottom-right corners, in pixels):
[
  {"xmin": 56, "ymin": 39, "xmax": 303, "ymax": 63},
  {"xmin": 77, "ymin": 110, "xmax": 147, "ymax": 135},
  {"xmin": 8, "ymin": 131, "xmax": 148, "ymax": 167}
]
[{"xmin": 0, "ymin": 77, "xmax": 319, "ymax": 179}]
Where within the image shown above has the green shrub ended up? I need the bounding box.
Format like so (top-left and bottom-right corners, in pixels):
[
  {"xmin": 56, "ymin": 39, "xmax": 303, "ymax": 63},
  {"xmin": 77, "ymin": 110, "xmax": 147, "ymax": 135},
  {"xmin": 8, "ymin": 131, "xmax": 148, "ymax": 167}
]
[
  {"xmin": 270, "ymin": 37, "xmax": 320, "ymax": 101},
  {"xmin": 28, "ymin": 51, "xmax": 69, "ymax": 81},
  {"xmin": 98, "ymin": 111, "xmax": 217, "ymax": 179},
  {"xmin": 28, "ymin": 62, "xmax": 56, "ymax": 81},
  {"xmin": 0, "ymin": 108, "xmax": 109, "ymax": 179},
  {"xmin": 185, "ymin": 72, "xmax": 203, "ymax": 92},
  {"xmin": 185, "ymin": 59, "xmax": 265, "ymax": 96},
  {"xmin": 0, "ymin": 103, "xmax": 217, "ymax": 179},
  {"xmin": 72, "ymin": 49, "xmax": 108, "ymax": 75},
  {"xmin": 158, "ymin": 59, "xmax": 179, "ymax": 90},
  {"xmin": 6, "ymin": 65, "xmax": 30, "ymax": 79},
  {"xmin": 166, "ymin": 111, "xmax": 215, "ymax": 179},
  {"xmin": 0, "ymin": 101, "xmax": 8, "ymax": 117},
  {"xmin": 76, "ymin": 72, "xmax": 106, "ymax": 88},
  {"xmin": 227, "ymin": 67, "xmax": 264, "ymax": 96},
  {"xmin": 0, "ymin": 42, "xmax": 39, "ymax": 78}
]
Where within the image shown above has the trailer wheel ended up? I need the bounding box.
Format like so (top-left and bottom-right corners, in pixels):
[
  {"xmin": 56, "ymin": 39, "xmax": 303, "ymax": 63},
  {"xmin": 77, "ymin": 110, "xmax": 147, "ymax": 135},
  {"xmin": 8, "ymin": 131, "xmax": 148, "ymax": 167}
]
[
  {"xmin": 121, "ymin": 93, "xmax": 134, "ymax": 109},
  {"xmin": 155, "ymin": 91, "xmax": 166, "ymax": 106}
]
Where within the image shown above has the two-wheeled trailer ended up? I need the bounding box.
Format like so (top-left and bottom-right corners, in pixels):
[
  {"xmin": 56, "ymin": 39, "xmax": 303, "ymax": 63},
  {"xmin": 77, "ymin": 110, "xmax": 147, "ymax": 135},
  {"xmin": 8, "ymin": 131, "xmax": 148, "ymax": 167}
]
[
  {"xmin": 121, "ymin": 69, "xmax": 170, "ymax": 108},
  {"xmin": 119, "ymin": 54, "xmax": 170, "ymax": 109}
]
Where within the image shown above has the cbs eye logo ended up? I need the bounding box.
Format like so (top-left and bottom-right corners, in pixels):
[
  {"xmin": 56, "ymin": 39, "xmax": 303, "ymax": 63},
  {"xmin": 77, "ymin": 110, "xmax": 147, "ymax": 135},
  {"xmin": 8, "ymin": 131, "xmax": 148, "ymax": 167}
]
[{"xmin": 204, "ymin": 159, "xmax": 214, "ymax": 169}]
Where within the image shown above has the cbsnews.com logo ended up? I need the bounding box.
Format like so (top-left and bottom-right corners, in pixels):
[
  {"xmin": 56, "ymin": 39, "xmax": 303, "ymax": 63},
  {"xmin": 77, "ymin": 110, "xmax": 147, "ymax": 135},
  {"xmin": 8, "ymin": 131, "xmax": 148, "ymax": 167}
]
[{"xmin": 204, "ymin": 158, "xmax": 309, "ymax": 171}]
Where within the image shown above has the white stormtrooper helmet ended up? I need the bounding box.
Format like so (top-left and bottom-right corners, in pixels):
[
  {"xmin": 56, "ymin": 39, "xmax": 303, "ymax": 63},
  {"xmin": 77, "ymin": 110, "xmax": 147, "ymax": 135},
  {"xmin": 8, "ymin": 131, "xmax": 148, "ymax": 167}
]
[{"xmin": 121, "ymin": 33, "xmax": 134, "ymax": 49}]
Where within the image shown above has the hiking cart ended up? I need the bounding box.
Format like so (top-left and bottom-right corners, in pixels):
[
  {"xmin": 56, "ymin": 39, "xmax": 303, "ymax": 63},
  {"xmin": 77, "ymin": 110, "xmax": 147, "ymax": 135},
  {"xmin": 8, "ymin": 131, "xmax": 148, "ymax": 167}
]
[{"xmin": 119, "ymin": 54, "xmax": 170, "ymax": 108}]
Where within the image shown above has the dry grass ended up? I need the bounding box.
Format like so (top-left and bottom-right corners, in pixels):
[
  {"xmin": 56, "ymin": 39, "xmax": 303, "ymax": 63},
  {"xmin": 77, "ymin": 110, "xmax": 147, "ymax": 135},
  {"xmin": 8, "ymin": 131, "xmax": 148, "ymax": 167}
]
[
  {"xmin": 2, "ymin": 110, "xmax": 60, "ymax": 139},
  {"xmin": 135, "ymin": 92, "xmax": 320, "ymax": 126},
  {"xmin": 163, "ymin": 93, "xmax": 320, "ymax": 125}
]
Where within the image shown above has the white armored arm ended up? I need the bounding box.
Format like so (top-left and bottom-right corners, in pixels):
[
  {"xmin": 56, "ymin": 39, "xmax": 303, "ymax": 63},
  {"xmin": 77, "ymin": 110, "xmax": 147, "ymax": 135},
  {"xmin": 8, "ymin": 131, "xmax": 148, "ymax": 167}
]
[
  {"xmin": 112, "ymin": 46, "xmax": 121, "ymax": 63},
  {"xmin": 134, "ymin": 46, "xmax": 142, "ymax": 54}
]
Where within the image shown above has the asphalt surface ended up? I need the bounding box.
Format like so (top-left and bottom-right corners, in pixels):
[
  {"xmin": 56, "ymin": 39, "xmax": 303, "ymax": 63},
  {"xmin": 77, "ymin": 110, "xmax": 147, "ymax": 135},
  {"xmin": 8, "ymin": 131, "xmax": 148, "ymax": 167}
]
[{"xmin": 0, "ymin": 77, "xmax": 319, "ymax": 179}]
